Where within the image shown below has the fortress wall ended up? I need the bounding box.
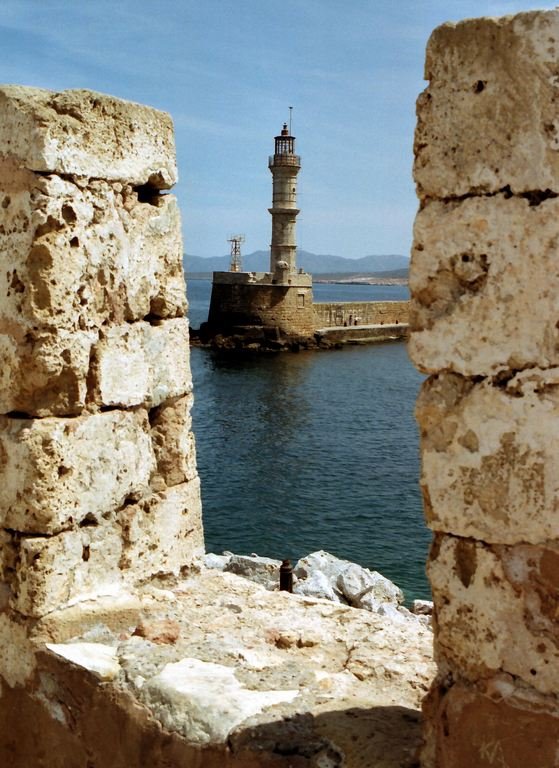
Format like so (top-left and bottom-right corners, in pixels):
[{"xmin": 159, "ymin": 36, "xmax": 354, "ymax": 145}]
[
  {"xmin": 313, "ymin": 300, "xmax": 409, "ymax": 328},
  {"xmin": 0, "ymin": 87, "xmax": 203, "ymax": 638},
  {"xmin": 410, "ymin": 11, "xmax": 559, "ymax": 767},
  {"xmin": 208, "ymin": 281, "xmax": 315, "ymax": 337}
]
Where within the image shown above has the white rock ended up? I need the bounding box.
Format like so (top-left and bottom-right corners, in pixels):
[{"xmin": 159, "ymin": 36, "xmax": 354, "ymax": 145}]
[
  {"xmin": 46, "ymin": 642, "xmax": 120, "ymax": 680},
  {"xmin": 224, "ymin": 554, "xmax": 281, "ymax": 588},
  {"xmin": 204, "ymin": 553, "xmax": 231, "ymax": 571},
  {"xmin": 293, "ymin": 570, "xmax": 342, "ymax": 602},
  {"xmin": 337, "ymin": 563, "xmax": 403, "ymax": 607},
  {"xmin": 143, "ymin": 658, "xmax": 298, "ymax": 743}
]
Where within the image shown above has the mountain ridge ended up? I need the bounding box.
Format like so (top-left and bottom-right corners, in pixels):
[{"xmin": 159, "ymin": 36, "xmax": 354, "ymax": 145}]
[{"xmin": 184, "ymin": 249, "xmax": 409, "ymax": 275}]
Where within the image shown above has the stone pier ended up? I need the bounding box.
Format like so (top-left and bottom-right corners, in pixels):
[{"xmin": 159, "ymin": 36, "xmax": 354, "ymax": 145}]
[{"xmin": 410, "ymin": 11, "xmax": 559, "ymax": 767}]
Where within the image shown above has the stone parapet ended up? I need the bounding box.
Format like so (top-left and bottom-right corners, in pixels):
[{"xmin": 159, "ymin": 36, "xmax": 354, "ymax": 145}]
[
  {"xmin": 411, "ymin": 10, "xmax": 559, "ymax": 767},
  {"xmin": 0, "ymin": 88, "xmax": 203, "ymax": 637}
]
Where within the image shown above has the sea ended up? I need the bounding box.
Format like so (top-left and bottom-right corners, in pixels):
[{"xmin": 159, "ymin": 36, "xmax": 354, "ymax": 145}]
[{"xmin": 187, "ymin": 278, "xmax": 431, "ymax": 602}]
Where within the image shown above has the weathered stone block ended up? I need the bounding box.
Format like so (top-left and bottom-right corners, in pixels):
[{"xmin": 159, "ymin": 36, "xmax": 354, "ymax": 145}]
[
  {"xmin": 409, "ymin": 195, "xmax": 559, "ymax": 376},
  {"xmin": 416, "ymin": 372, "xmax": 559, "ymax": 544},
  {"xmin": 428, "ymin": 534, "xmax": 559, "ymax": 695},
  {"xmin": 0, "ymin": 166, "xmax": 186, "ymax": 332},
  {"xmin": 2, "ymin": 482, "xmax": 203, "ymax": 617},
  {"xmin": 92, "ymin": 319, "xmax": 192, "ymax": 408},
  {"xmin": 0, "ymin": 410, "xmax": 155, "ymax": 533},
  {"xmin": 0, "ymin": 328, "xmax": 97, "ymax": 416},
  {"xmin": 415, "ymin": 10, "xmax": 559, "ymax": 199},
  {"xmin": 425, "ymin": 677, "xmax": 559, "ymax": 768},
  {"xmin": 118, "ymin": 479, "xmax": 204, "ymax": 578},
  {"xmin": 0, "ymin": 86, "xmax": 176, "ymax": 186},
  {"xmin": 149, "ymin": 395, "xmax": 198, "ymax": 487}
]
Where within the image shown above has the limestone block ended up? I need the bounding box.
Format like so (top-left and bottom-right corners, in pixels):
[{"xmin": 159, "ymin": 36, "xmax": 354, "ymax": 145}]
[
  {"xmin": 150, "ymin": 395, "xmax": 198, "ymax": 487},
  {"xmin": 92, "ymin": 319, "xmax": 192, "ymax": 408},
  {"xmin": 428, "ymin": 534, "xmax": 559, "ymax": 695},
  {"xmin": 6, "ymin": 482, "xmax": 203, "ymax": 617},
  {"xmin": 414, "ymin": 10, "xmax": 559, "ymax": 198},
  {"xmin": 425, "ymin": 678, "xmax": 559, "ymax": 768},
  {"xmin": 416, "ymin": 372, "xmax": 559, "ymax": 544},
  {"xmin": 0, "ymin": 167, "xmax": 186, "ymax": 332},
  {"xmin": 118, "ymin": 479, "xmax": 204, "ymax": 578},
  {"xmin": 0, "ymin": 410, "xmax": 155, "ymax": 533},
  {"xmin": 409, "ymin": 195, "xmax": 559, "ymax": 376},
  {"xmin": 143, "ymin": 658, "xmax": 298, "ymax": 744},
  {"xmin": 0, "ymin": 85, "xmax": 176, "ymax": 187},
  {"xmin": 0, "ymin": 328, "xmax": 97, "ymax": 416}
]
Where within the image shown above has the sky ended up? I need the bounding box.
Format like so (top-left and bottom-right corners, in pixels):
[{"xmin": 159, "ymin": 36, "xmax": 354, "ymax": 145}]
[{"xmin": 1, "ymin": 0, "xmax": 556, "ymax": 260}]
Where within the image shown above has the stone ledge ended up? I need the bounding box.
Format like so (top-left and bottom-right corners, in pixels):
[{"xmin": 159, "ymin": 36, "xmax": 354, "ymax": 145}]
[{"xmin": 0, "ymin": 569, "xmax": 435, "ymax": 767}]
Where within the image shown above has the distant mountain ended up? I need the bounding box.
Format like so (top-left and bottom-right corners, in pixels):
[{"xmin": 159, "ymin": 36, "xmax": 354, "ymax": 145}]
[{"xmin": 184, "ymin": 250, "xmax": 409, "ymax": 275}]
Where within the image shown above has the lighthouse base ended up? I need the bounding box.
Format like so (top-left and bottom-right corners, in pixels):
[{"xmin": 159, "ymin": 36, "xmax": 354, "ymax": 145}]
[{"xmin": 203, "ymin": 271, "xmax": 315, "ymax": 341}]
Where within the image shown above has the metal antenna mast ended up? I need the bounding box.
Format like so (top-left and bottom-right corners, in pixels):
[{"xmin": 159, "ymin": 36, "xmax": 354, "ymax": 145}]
[
  {"xmin": 227, "ymin": 234, "xmax": 245, "ymax": 273},
  {"xmin": 289, "ymin": 106, "xmax": 293, "ymax": 134}
]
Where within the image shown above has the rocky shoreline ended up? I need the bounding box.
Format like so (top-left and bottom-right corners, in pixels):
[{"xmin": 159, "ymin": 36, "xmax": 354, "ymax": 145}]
[{"xmin": 205, "ymin": 549, "xmax": 433, "ymax": 625}]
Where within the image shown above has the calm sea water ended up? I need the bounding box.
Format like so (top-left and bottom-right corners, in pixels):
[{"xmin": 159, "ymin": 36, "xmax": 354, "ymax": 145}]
[{"xmin": 187, "ymin": 278, "xmax": 431, "ymax": 601}]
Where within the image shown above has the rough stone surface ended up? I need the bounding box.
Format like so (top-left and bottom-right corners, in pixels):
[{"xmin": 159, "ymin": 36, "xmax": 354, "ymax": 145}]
[
  {"xmin": 415, "ymin": 10, "xmax": 559, "ymax": 199},
  {"xmin": 0, "ymin": 327, "xmax": 97, "ymax": 416},
  {"xmin": 409, "ymin": 196, "xmax": 559, "ymax": 376},
  {"xmin": 150, "ymin": 394, "xmax": 198, "ymax": 487},
  {"xmin": 0, "ymin": 166, "xmax": 186, "ymax": 333},
  {"xmin": 0, "ymin": 569, "xmax": 435, "ymax": 767},
  {"xmin": 416, "ymin": 372, "xmax": 559, "ymax": 544},
  {"xmin": 337, "ymin": 562, "xmax": 404, "ymax": 608},
  {"xmin": 92, "ymin": 319, "xmax": 191, "ymax": 408},
  {"xmin": 224, "ymin": 554, "xmax": 282, "ymax": 589},
  {"xmin": 293, "ymin": 570, "xmax": 341, "ymax": 602},
  {"xmin": 2, "ymin": 481, "xmax": 203, "ymax": 618},
  {"xmin": 424, "ymin": 677, "xmax": 559, "ymax": 768},
  {"xmin": 0, "ymin": 85, "xmax": 177, "ymax": 186},
  {"xmin": 0, "ymin": 409, "xmax": 155, "ymax": 533},
  {"xmin": 428, "ymin": 534, "xmax": 559, "ymax": 696}
]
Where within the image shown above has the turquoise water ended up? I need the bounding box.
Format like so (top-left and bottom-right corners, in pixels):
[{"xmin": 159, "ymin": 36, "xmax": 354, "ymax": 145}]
[{"xmin": 188, "ymin": 279, "xmax": 431, "ymax": 601}]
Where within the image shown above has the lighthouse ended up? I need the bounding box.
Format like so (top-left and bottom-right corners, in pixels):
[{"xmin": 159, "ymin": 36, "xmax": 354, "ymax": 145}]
[
  {"xmin": 268, "ymin": 122, "xmax": 301, "ymax": 281},
  {"xmin": 205, "ymin": 118, "xmax": 314, "ymax": 342}
]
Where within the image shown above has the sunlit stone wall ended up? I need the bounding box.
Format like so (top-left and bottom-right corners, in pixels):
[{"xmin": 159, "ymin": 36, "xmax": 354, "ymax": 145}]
[
  {"xmin": 410, "ymin": 11, "xmax": 559, "ymax": 767},
  {"xmin": 0, "ymin": 87, "xmax": 203, "ymax": 666}
]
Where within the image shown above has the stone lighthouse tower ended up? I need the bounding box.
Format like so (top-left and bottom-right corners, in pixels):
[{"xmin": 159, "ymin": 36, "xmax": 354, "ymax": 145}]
[
  {"xmin": 269, "ymin": 122, "xmax": 300, "ymax": 281},
  {"xmin": 205, "ymin": 119, "xmax": 314, "ymax": 343}
]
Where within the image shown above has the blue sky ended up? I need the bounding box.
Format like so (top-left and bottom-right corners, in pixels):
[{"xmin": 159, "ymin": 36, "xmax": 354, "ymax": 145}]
[{"xmin": 1, "ymin": 1, "xmax": 556, "ymax": 259}]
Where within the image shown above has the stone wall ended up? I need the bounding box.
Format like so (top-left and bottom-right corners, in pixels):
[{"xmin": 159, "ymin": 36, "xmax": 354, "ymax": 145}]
[
  {"xmin": 207, "ymin": 276, "xmax": 315, "ymax": 337},
  {"xmin": 410, "ymin": 11, "xmax": 559, "ymax": 767},
  {"xmin": 0, "ymin": 86, "xmax": 203, "ymax": 649},
  {"xmin": 313, "ymin": 300, "xmax": 409, "ymax": 328}
]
